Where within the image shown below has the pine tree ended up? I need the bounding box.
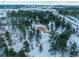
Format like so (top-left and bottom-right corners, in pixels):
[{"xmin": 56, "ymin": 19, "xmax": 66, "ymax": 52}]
[
  {"xmin": 28, "ymin": 31, "xmax": 33, "ymax": 43},
  {"xmin": 49, "ymin": 29, "xmax": 58, "ymax": 55},
  {"xmin": 11, "ymin": 18, "xmax": 17, "ymax": 29},
  {"xmin": 36, "ymin": 29, "xmax": 41, "ymax": 43},
  {"xmin": 66, "ymin": 22, "xmax": 72, "ymax": 30},
  {"xmin": 18, "ymin": 49, "xmax": 26, "ymax": 57},
  {"xmin": 23, "ymin": 41, "xmax": 30, "ymax": 52},
  {"xmin": 4, "ymin": 48, "xmax": 16, "ymax": 57},
  {"xmin": 4, "ymin": 47, "xmax": 9, "ymax": 56},
  {"xmin": 55, "ymin": 18, "xmax": 61, "ymax": 29},
  {"xmin": 39, "ymin": 44, "xmax": 43, "ymax": 53},
  {"xmin": 5, "ymin": 31, "xmax": 11, "ymax": 41},
  {"xmin": 61, "ymin": 18, "xmax": 66, "ymax": 28},
  {"xmin": 69, "ymin": 42, "xmax": 78, "ymax": 57},
  {"xmin": 55, "ymin": 31, "xmax": 70, "ymax": 54}
]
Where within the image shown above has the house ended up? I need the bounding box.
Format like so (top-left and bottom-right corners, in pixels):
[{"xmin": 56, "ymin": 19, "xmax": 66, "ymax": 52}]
[{"xmin": 35, "ymin": 24, "xmax": 48, "ymax": 33}]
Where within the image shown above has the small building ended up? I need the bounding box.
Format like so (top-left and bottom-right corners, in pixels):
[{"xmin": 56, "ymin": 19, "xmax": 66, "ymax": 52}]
[{"xmin": 35, "ymin": 24, "xmax": 48, "ymax": 33}]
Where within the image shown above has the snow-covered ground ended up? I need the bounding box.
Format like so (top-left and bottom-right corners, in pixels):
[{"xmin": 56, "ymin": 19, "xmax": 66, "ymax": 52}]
[
  {"xmin": 0, "ymin": 8, "xmax": 79, "ymax": 57},
  {"xmin": 67, "ymin": 34, "xmax": 79, "ymax": 48},
  {"xmin": 29, "ymin": 32, "xmax": 51, "ymax": 57}
]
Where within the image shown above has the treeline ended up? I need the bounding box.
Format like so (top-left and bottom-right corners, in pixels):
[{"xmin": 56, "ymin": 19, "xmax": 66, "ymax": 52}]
[{"xmin": 58, "ymin": 9, "xmax": 79, "ymax": 17}]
